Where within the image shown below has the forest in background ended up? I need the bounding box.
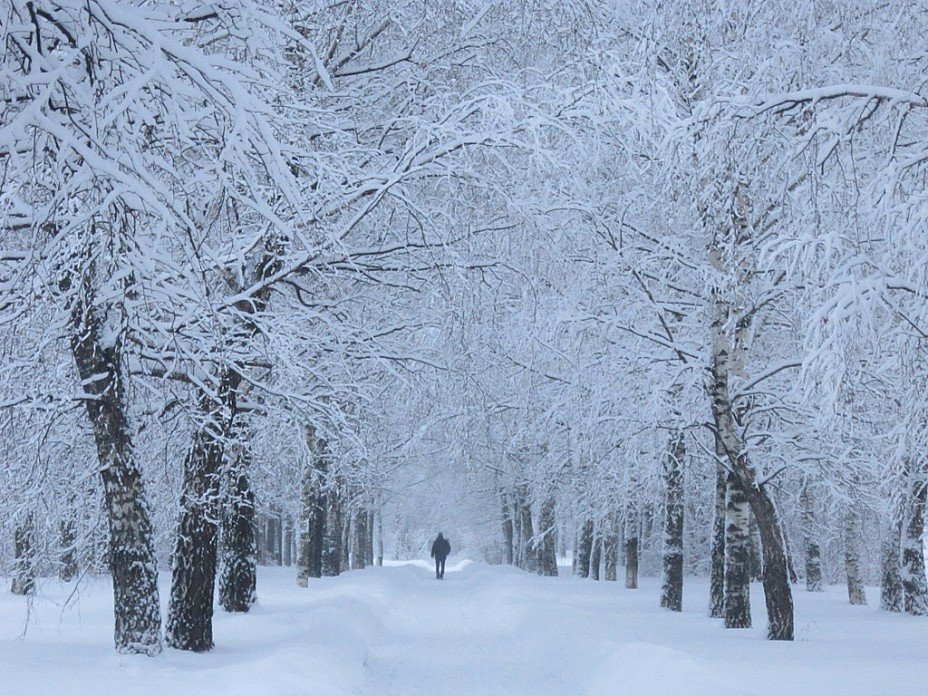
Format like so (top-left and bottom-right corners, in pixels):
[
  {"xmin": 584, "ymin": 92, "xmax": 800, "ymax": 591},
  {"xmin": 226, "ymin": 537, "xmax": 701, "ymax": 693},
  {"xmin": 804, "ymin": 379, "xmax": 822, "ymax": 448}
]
[{"xmin": 2, "ymin": 0, "xmax": 928, "ymax": 652}]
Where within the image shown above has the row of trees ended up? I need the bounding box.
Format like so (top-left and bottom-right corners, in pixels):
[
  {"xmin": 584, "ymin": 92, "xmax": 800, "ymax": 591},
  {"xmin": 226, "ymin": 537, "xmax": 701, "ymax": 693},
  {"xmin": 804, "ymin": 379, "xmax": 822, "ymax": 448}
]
[{"xmin": 2, "ymin": 0, "xmax": 927, "ymax": 653}]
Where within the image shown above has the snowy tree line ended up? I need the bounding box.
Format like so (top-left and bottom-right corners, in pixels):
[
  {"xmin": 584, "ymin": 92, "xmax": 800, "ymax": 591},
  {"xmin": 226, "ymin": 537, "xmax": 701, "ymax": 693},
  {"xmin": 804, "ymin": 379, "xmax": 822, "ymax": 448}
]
[{"xmin": 1, "ymin": 0, "xmax": 927, "ymax": 653}]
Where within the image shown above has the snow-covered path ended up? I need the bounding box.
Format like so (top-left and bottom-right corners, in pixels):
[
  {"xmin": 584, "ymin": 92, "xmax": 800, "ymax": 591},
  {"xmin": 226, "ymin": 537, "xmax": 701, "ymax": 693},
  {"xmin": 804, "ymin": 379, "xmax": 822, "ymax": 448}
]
[{"xmin": 2, "ymin": 562, "xmax": 927, "ymax": 695}]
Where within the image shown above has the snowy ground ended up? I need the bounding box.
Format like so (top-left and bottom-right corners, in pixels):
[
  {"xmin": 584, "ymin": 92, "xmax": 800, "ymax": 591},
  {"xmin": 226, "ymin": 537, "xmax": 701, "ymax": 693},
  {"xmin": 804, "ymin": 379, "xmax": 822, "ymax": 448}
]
[{"xmin": 1, "ymin": 561, "xmax": 926, "ymax": 695}]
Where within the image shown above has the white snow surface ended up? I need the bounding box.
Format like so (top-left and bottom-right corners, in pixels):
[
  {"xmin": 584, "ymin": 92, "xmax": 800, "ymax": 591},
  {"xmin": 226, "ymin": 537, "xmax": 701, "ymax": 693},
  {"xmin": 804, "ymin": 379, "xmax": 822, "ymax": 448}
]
[{"xmin": 1, "ymin": 562, "xmax": 926, "ymax": 695}]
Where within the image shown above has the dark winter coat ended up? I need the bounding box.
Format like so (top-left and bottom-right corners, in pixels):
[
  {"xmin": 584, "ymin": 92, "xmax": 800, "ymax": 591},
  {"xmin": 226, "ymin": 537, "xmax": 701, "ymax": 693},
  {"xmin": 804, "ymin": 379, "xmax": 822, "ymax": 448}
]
[{"xmin": 430, "ymin": 534, "xmax": 451, "ymax": 560}]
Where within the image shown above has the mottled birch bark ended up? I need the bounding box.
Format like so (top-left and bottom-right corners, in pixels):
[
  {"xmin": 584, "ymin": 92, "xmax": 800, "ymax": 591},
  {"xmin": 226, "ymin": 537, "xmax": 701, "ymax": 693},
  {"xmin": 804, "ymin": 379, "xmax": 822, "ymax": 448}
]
[
  {"xmin": 536, "ymin": 497, "xmax": 559, "ymax": 576},
  {"xmin": 844, "ymin": 504, "xmax": 867, "ymax": 606},
  {"xmin": 709, "ymin": 288, "xmax": 792, "ymax": 639},
  {"xmin": 881, "ymin": 515, "xmax": 903, "ymax": 613},
  {"xmin": 709, "ymin": 459, "xmax": 726, "ymax": 618},
  {"xmin": 799, "ymin": 484, "xmax": 823, "ymax": 592},
  {"xmin": 66, "ymin": 267, "xmax": 161, "ymax": 654},
  {"xmin": 218, "ymin": 461, "xmax": 257, "ymax": 613},
  {"xmin": 661, "ymin": 431, "xmax": 685, "ymax": 611},
  {"xmin": 902, "ymin": 465, "xmax": 928, "ymax": 615},
  {"xmin": 724, "ymin": 472, "xmax": 751, "ymax": 629},
  {"xmin": 746, "ymin": 487, "xmax": 794, "ymax": 638},
  {"xmin": 576, "ymin": 519, "xmax": 594, "ymax": 578},
  {"xmin": 747, "ymin": 513, "xmax": 762, "ymax": 582},
  {"xmin": 11, "ymin": 514, "xmax": 36, "ymax": 595}
]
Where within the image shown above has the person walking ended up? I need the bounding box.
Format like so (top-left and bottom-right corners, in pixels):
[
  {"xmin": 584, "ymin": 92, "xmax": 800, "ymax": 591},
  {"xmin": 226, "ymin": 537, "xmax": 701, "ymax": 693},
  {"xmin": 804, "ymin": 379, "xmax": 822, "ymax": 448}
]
[{"xmin": 430, "ymin": 532, "xmax": 451, "ymax": 579}]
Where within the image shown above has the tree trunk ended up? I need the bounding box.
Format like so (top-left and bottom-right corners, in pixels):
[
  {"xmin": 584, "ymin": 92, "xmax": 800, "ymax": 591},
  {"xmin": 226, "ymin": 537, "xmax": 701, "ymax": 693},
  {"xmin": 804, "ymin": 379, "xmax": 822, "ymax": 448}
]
[
  {"xmin": 744, "ymin": 484, "xmax": 794, "ymax": 640},
  {"xmin": 297, "ymin": 427, "xmax": 328, "ymax": 586},
  {"xmin": 256, "ymin": 516, "xmax": 267, "ymax": 565},
  {"xmin": 375, "ymin": 503, "xmax": 384, "ymax": 567},
  {"xmin": 266, "ymin": 514, "xmax": 282, "ymax": 566},
  {"xmin": 661, "ymin": 431, "xmax": 685, "ymax": 612},
  {"xmin": 536, "ymin": 497, "xmax": 558, "ymax": 576},
  {"xmin": 709, "ymin": 460, "xmax": 726, "ymax": 618},
  {"xmin": 67, "ymin": 272, "xmax": 161, "ymax": 654},
  {"xmin": 624, "ymin": 505, "xmax": 639, "ymax": 589},
  {"xmin": 709, "ymin": 291, "xmax": 792, "ymax": 639},
  {"xmin": 322, "ymin": 485, "xmax": 343, "ymax": 576},
  {"xmin": 624, "ymin": 534, "xmax": 639, "ymax": 589},
  {"xmin": 724, "ymin": 472, "xmax": 751, "ymax": 629},
  {"xmin": 603, "ymin": 515, "xmax": 618, "ymax": 582},
  {"xmin": 366, "ymin": 510, "xmax": 375, "ymax": 566},
  {"xmin": 571, "ymin": 528, "xmax": 578, "ymax": 575},
  {"xmin": 518, "ymin": 497, "xmax": 538, "ymax": 573},
  {"xmin": 590, "ymin": 533, "xmax": 602, "ymax": 581},
  {"xmin": 166, "ymin": 396, "xmax": 230, "ymax": 652},
  {"xmin": 501, "ymin": 493, "xmax": 514, "ymax": 565},
  {"xmin": 341, "ymin": 507, "xmax": 351, "ymax": 570},
  {"xmin": 880, "ymin": 514, "xmax": 903, "ymax": 613},
  {"xmin": 576, "ymin": 519, "xmax": 594, "ymax": 578},
  {"xmin": 218, "ymin": 457, "xmax": 257, "ymax": 613},
  {"xmin": 747, "ymin": 512, "xmax": 762, "ymax": 582},
  {"xmin": 844, "ymin": 504, "xmax": 867, "ymax": 606},
  {"xmin": 902, "ymin": 467, "xmax": 928, "ymax": 615},
  {"xmin": 351, "ymin": 509, "xmax": 368, "ymax": 570},
  {"xmin": 11, "ymin": 514, "xmax": 36, "ymax": 596},
  {"xmin": 283, "ymin": 519, "xmax": 293, "ymax": 567},
  {"xmin": 59, "ymin": 514, "xmax": 79, "ymax": 582},
  {"xmin": 800, "ymin": 484, "xmax": 823, "ymax": 592}
]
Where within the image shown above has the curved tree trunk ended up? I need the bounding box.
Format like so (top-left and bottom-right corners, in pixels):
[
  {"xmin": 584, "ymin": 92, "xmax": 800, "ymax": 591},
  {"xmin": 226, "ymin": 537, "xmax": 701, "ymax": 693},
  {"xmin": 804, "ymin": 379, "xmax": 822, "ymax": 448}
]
[
  {"xmin": 67, "ymin": 269, "xmax": 161, "ymax": 654},
  {"xmin": 661, "ymin": 431, "xmax": 685, "ymax": 612},
  {"xmin": 709, "ymin": 291, "xmax": 792, "ymax": 639},
  {"xmin": 745, "ymin": 485, "xmax": 794, "ymax": 640}
]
